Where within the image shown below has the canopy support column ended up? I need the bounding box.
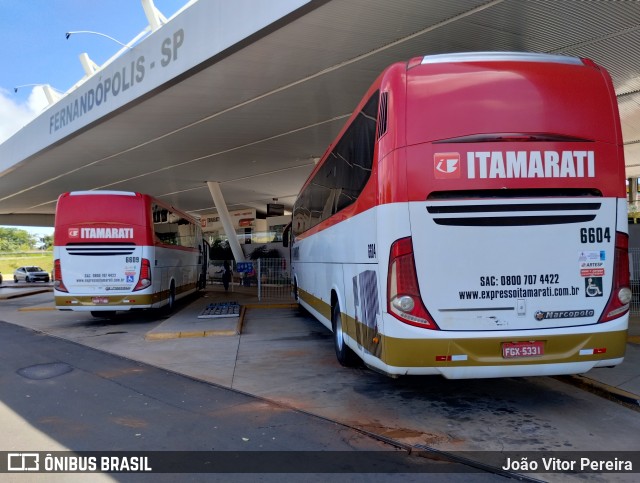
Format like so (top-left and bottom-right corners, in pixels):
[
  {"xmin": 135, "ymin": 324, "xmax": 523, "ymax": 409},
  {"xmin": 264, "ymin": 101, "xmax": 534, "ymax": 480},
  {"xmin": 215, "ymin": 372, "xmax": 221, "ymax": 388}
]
[
  {"xmin": 207, "ymin": 181, "xmax": 245, "ymax": 262},
  {"xmin": 629, "ymin": 177, "xmax": 638, "ymax": 204}
]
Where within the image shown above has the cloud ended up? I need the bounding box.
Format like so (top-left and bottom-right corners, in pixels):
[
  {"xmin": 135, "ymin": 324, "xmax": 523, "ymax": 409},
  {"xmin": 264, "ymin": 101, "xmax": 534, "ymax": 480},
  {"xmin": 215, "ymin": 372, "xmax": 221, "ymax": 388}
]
[{"xmin": 0, "ymin": 86, "xmax": 49, "ymax": 144}]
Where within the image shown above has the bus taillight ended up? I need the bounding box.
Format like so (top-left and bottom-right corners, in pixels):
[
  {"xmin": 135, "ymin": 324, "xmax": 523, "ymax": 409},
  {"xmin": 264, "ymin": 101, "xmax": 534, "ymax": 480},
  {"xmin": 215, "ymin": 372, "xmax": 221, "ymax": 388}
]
[
  {"xmin": 599, "ymin": 232, "xmax": 632, "ymax": 322},
  {"xmin": 53, "ymin": 259, "xmax": 68, "ymax": 293},
  {"xmin": 387, "ymin": 237, "xmax": 439, "ymax": 329},
  {"xmin": 133, "ymin": 258, "xmax": 152, "ymax": 291}
]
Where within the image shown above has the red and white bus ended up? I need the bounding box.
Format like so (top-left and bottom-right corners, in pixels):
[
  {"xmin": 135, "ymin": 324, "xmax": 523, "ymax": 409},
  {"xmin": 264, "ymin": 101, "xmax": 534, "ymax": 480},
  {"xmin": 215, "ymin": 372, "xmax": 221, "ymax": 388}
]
[
  {"xmin": 54, "ymin": 191, "xmax": 208, "ymax": 316},
  {"xmin": 289, "ymin": 52, "xmax": 631, "ymax": 379}
]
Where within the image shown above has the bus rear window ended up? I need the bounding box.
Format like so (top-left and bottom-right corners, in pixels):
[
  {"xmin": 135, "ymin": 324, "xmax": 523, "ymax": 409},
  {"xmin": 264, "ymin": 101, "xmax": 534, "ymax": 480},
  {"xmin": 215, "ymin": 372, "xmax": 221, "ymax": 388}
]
[
  {"xmin": 56, "ymin": 193, "xmax": 148, "ymax": 227},
  {"xmin": 405, "ymin": 61, "xmax": 617, "ymax": 146}
]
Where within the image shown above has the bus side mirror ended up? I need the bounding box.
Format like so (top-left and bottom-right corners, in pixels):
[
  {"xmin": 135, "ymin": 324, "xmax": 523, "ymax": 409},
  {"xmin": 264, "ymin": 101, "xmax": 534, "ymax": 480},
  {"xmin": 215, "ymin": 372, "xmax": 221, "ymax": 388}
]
[{"xmin": 282, "ymin": 222, "xmax": 292, "ymax": 248}]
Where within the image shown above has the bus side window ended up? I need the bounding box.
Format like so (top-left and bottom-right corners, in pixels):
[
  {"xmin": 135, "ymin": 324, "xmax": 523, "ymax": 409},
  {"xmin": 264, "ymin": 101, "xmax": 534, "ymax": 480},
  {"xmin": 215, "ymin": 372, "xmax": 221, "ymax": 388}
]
[{"xmin": 292, "ymin": 91, "xmax": 378, "ymax": 237}]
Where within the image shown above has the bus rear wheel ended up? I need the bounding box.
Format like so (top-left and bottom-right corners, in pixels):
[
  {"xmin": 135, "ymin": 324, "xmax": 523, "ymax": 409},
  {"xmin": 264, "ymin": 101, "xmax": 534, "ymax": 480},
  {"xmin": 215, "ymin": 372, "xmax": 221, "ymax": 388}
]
[
  {"xmin": 292, "ymin": 279, "xmax": 299, "ymax": 302},
  {"xmin": 164, "ymin": 282, "xmax": 176, "ymax": 314},
  {"xmin": 332, "ymin": 301, "xmax": 359, "ymax": 367}
]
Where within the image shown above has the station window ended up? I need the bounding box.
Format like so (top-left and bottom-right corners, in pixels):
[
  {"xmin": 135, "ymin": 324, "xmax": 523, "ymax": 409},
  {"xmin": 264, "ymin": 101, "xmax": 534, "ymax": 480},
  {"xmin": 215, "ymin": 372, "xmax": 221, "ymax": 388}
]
[{"xmin": 152, "ymin": 204, "xmax": 196, "ymax": 248}]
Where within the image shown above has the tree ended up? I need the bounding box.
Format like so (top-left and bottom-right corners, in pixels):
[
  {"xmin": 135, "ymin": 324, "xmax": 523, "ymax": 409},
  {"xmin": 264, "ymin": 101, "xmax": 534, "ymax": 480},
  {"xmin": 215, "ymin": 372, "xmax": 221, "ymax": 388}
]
[
  {"xmin": 0, "ymin": 228, "xmax": 35, "ymax": 251},
  {"xmin": 209, "ymin": 239, "xmax": 233, "ymax": 260},
  {"xmin": 39, "ymin": 234, "xmax": 54, "ymax": 250},
  {"xmin": 248, "ymin": 245, "xmax": 282, "ymax": 260}
]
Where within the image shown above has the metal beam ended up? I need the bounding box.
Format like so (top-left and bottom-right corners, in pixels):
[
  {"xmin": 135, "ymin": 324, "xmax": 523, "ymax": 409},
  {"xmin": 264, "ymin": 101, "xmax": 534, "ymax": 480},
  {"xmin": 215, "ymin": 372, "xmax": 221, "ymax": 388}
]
[
  {"xmin": 78, "ymin": 53, "xmax": 99, "ymax": 76},
  {"xmin": 0, "ymin": 214, "xmax": 55, "ymax": 227},
  {"xmin": 141, "ymin": 0, "xmax": 168, "ymax": 32},
  {"xmin": 206, "ymin": 182, "xmax": 245, "ymax": 262}
]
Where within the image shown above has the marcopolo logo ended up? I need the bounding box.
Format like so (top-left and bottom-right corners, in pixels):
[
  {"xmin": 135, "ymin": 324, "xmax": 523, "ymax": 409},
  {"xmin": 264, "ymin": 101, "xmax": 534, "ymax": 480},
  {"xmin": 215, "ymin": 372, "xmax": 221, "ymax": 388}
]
[
  {"xmin": 534, "ymin": 309, "xmax": 595, "ymax": 321},
  {"xmin": 434, "ymin": 153, "xmax": 460, "ymax": 179}
]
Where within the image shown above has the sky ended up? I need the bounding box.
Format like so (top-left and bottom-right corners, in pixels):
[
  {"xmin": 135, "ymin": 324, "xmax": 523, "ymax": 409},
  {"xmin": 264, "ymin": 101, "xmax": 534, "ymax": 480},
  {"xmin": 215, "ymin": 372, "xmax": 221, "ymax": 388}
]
[{"xmin": 0, "ymin": 0, "xmax": 189, "ymax": 236}]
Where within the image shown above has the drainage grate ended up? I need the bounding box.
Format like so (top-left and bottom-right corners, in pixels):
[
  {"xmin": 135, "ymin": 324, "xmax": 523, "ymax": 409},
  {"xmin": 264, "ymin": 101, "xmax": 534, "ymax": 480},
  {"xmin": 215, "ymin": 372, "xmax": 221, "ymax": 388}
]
[{"xmin": 198, "ymin": 302, "xmax": 241, "ymax": 319}]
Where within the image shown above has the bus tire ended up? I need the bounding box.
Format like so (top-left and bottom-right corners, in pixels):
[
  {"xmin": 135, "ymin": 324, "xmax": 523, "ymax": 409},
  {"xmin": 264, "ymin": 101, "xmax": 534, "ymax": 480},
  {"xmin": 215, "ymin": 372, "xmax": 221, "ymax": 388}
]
[
  {"xmin": 292, "ymin": 278, "xmax": 299, "ymax": 302},
  {"xmin": 332, "ymin": 301, "xmax": 359, "ymax": 367},
  {"xmin": 165, "ymin": 282, "xmax": 176, "ymax": 314}
]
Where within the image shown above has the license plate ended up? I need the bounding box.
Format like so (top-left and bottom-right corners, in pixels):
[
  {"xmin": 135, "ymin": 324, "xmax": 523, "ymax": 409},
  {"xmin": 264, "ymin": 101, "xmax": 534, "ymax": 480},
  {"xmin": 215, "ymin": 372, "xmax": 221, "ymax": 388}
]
[
  {"xmin": 502, "ymin": 341, "xmax": 544, "ymax": 359},
  {"xmin": 92, "ymin": 297, "xmax": 109, "ymax": 304}
]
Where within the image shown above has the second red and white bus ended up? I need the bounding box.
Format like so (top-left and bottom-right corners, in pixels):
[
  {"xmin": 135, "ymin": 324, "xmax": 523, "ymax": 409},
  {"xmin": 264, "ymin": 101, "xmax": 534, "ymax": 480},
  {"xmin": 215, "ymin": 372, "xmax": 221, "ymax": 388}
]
[
  {"xmin": 289, "ymin": 52, "xmax": 631, "ymax": 379},
  {"xmin": 54, "ymin": 191, "xmax": 208, "ymax": 316}
]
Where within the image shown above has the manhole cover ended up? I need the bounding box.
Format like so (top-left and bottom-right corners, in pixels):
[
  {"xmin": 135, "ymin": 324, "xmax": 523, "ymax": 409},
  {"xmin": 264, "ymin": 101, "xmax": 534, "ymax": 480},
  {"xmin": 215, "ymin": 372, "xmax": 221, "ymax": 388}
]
[{"xmin": 17, "ymin": 362, "xmax": 73, "ymax": 380}]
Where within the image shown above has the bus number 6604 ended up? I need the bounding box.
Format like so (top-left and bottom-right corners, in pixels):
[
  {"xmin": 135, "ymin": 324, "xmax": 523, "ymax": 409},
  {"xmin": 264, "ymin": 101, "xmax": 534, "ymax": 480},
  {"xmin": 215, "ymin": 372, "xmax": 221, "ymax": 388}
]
[{"xmin": 580, "ymin": 227, "xmax": 611, "ymax": 244}]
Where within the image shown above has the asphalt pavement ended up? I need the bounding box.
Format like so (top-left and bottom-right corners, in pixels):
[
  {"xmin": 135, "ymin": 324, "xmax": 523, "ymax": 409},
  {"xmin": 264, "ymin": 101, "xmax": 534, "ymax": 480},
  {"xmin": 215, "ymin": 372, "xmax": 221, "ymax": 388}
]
[
  {"xmin": 1, "ymin": 282, "xmax": 639, "ymax": 480},
  {"xmin": 0, "ymin": 316, "xmax": 493, "ymax": 481}
]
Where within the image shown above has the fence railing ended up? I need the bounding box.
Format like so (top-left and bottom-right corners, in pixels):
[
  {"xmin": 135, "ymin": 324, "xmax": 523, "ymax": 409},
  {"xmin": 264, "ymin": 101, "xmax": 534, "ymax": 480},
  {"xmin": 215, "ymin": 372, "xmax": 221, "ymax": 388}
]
[
  {"xmin": 209, "ymin": 252, "xmax": 640, "ymax": 312},
  {"xmin": 208, "ymin": 259, "xmax": 292, "ymax": 302}
]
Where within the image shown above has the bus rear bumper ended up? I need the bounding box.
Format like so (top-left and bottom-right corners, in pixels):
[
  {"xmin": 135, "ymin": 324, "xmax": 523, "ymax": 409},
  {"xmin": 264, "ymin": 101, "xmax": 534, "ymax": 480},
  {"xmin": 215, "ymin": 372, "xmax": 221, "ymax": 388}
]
[
  {"xmin": 382, "ymin": 358, "xmax": 624, "ymax": 379},
  {"xmin": 55, "ymin": 294, "xmax": 153, "ymax": 310},
  {"xmin": 362, "ymin": 316, "xmax": 629, "ymax": 379}
]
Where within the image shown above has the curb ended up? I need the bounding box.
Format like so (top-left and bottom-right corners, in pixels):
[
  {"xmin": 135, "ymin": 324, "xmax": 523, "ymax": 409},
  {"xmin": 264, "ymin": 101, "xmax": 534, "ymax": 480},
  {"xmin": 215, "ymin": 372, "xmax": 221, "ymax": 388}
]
[
  {"xmin": 555, "ymin": 374, "xmax": 640, "ymax": 410},
  {"xmin": 146, "ymin": 329, "xmax": 239, "ymax": 340},
  {"xmin": 145, "ymin": 306, "xmax": 247, "ymax": 341},
  {"xmin": 0, "ymin": 288, "xmax": 52, "ymax": 300},
  {"xmin": 244, "ymin": 303, "xmax": 298, "ymax": 310}
]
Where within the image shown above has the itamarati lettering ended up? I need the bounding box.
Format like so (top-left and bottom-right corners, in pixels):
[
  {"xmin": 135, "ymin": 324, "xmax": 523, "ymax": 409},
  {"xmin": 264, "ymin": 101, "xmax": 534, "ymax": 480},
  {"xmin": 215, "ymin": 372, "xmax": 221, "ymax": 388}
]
[
  {"xmin": 81, "ymin": 228, "xmax": 134, "ymax": 239},
  {"xmin": 467, "ymin": 151, "xmax": 595, "ymax": 179}
]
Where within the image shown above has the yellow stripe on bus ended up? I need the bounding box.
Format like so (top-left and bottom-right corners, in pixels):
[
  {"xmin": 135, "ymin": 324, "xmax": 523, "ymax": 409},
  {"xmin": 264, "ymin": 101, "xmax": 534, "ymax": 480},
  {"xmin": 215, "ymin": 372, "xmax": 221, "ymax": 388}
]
[{"xmin": 298, "ymin": 288, "xmax": 627, "ymax": 367}]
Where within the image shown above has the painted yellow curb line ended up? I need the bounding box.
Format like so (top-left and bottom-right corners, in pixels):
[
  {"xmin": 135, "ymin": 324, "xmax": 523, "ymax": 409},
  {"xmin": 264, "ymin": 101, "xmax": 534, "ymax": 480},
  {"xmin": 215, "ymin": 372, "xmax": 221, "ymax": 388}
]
[
  {"xmin": 18, "ymin": 306, "xmax": 56, "ymax": 311},
  {"xmin": 244, "ymin": 303, "xmax": 297, "ymax": 309},
  {"xmin": 559, "ymin": 374, "xmax": 640, "ymax": 408},
  {"xmin": 145, "ymin": 306, "xmax": 247, "ymax": 340},
  {"xmin": 146, "ymin": 329, "xmax": 239, "ymax": 340}
]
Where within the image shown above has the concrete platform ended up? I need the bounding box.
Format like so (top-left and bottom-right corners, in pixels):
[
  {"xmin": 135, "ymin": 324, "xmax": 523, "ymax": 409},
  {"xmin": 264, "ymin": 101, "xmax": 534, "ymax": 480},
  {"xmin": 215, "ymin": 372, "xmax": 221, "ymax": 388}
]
[
  {"xmin": 145, "ymin": 301, "xmax": 245, "ymax": 339},
  {"xmin": 147, "ymin": 286, "xmax": 640, "ymax": 409},
  {"xmin": 145, "ymin": 289, "xmax": 296, "ymax": 340}
]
